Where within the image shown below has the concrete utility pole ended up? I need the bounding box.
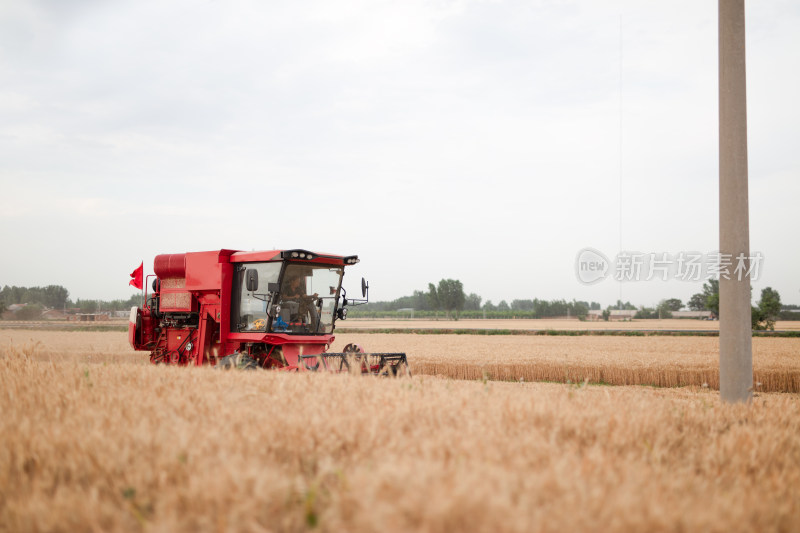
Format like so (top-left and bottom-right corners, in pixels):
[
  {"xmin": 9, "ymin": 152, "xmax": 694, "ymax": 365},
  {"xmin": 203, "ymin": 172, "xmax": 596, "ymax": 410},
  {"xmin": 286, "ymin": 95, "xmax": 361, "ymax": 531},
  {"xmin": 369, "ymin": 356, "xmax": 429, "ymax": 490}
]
[{"xmin": 718, "ymin": 0, "xmax": 753, "ymax": 403}]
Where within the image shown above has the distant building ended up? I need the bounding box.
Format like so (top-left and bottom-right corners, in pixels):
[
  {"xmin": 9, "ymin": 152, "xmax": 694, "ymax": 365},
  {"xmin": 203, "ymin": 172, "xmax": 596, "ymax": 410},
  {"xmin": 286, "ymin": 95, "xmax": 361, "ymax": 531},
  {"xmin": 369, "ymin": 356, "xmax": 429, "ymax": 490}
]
[
  {"xmin": 587, "ymin": 310, "xmax": 603, "ymax": 321},
  {"xmin": 671, "ymin": 310, "xmax": 713, "ymax": 319},
  {"xmin": 585, "ymin": 309, "xmax": 636, "ymax": 321},
  {"xmin": 2, "ymin": 304, "xmax": 28, "ymax": 320},
  {"xmin": 41, "ymin": 309, "xmax": 67, "ymax": 320},
  {"xmin": 609, "ymin": 309, "xmax": 637, "ymax": 321}
]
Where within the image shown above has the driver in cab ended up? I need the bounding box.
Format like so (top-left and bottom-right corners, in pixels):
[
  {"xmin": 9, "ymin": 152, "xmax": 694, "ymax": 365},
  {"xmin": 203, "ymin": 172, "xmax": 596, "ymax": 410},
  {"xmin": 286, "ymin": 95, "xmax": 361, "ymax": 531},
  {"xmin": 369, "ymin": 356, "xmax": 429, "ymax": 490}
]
[{"xmin": 281, "ymin": 273, "xmax": 319, "ymax": 324}]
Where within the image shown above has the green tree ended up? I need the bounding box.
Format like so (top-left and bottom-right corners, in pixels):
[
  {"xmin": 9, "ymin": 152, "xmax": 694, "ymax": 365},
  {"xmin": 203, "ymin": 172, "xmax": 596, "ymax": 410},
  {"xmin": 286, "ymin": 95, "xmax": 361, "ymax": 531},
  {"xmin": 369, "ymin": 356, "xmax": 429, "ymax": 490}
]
[
  {"xmin": 635, "ymin": 306, "xmax": 656, "ymax": 319},
  {"xmin": 687, "ymin": 293, "xmax": 706, "ymax": 311},
  {"xmin": 689, "ymin": 279, "xmax": 720, "ymax": 316},
  {"xmin": 704, "ymin": 279, "xmax": 720, "ymax": 317},
  {"xmin": 427, "ymin": 279, "xmax": 466, "ymax": 319},
  {"xmin": 571, "ymin": 300, "xmax": 589, "ymax": 320},
  {"xmin": 663, "ymin": 298, "xmax": 683, "ymax": 312},
  {"xmin": 655, "ymin": 300, "xmax": 674, "ymax": 318},
  {"xmin": 16, "ymin": 304, "xmax": 44, "ymax": 320},
  {"xmin": 427, "ymin": 283, "xmax": 439, "ymax": 311},
  {"xmin": 76, "ymin": 299, "xmax": 98, "ymax": 313},
  {"xmin": 751, "ymin": 305, "xmax": 764, "ymax": 330},
  {"xmin": 497, "ymin": 300, "xmax": 510, "ymax": 311},
  {"xmin": 464, "ymin": 293, "xmax": 482, "ymax": 311},
  {"xmin": 483, "ymin": 300, "xmax": 497, "ymax": 311},
  {"xmin": 7, "ymin": 286, "xmax": 24, "ymax": 304},
  {"xmin": 412, "ymin": 290, "xmax": 431, "ymax": 311},
  {"xmin": 753, "ymin": 287, "xmax": 781, "ymax": 331},
  {"xmin": 609, "ymin": 300, "xmax": 636, "ymax": 311},
  {"xmin": 0, "ymin": 285, "xmax": 69, "ymax": 309},
  {"xmin": 43, "ymin": 285, "xmax": 70, "ymax": 308}
]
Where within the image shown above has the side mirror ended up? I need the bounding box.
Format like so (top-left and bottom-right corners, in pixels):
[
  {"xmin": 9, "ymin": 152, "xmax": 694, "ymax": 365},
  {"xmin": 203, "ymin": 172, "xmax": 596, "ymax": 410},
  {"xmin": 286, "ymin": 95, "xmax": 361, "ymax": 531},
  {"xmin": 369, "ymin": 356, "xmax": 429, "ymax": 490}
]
[
  {"xmin": 361, "ymin": 277, "xmax": 368, "ymax": 298},
  {"xmin": 337, "ymin": 307, "xmax": 347, "ymax": 320},
  {"xmin": 246, "ymin": 269, "xmax": 259, "ymax": 292}
]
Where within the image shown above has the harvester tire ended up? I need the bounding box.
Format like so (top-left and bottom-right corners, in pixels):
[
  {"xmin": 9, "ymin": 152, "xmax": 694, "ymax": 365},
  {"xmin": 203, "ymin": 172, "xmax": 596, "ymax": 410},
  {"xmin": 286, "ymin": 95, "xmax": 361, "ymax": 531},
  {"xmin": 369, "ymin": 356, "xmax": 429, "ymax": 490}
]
[
  {"xmin": 302, "ymin": 356, "xmax": 321, "ymax": 371},
  {"xmin": 385, "ymin": 364, "xmax": 412, "ymax": 378},
  {"xmin": 216, "ymin": 353, "xmax": 259, "ymax": 371}
]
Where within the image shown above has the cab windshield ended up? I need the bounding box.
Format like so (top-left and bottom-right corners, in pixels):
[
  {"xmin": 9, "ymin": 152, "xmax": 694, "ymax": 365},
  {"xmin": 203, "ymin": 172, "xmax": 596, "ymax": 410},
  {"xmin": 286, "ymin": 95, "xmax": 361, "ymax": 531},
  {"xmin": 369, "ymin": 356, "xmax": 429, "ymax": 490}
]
[
  {"xmin": 233, "ymin": 261, "xmax": 343, "ymax": 335},
  {"xmin": 272, "ymin": 264, "xmax": 343, "ymax": 334}
]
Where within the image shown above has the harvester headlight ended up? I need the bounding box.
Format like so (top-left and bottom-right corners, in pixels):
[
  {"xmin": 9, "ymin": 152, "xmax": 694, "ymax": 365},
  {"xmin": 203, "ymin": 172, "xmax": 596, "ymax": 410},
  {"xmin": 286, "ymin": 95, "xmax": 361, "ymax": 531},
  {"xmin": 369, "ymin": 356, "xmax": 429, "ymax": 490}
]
[
  {"xmin": 185, "ymin": 342, "xmax": 193, "ymax": 352},
  {"xmin": 343, "ymin": 255, "xmax": 359, "ymax": 265},
  {"xmin": 282, "ymin": 249, "xmax": 318, "ymax": 261}
]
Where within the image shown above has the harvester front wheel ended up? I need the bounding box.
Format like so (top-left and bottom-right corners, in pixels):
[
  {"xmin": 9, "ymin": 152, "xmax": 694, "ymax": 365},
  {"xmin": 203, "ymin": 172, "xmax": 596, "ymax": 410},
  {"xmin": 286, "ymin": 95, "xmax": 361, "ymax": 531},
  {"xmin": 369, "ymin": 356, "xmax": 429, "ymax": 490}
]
[{"xmin": 216, "ymin": 352, "xmax": 259, "ymax": 370}]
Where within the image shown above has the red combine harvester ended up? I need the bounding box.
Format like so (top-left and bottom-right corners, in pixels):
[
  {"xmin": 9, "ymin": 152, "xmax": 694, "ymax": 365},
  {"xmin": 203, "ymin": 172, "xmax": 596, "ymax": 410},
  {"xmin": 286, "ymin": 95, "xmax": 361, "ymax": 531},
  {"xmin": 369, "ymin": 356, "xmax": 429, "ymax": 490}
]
[{"xmin": 128, "ymin": 249, "xmax": 409, "ymax": 375}]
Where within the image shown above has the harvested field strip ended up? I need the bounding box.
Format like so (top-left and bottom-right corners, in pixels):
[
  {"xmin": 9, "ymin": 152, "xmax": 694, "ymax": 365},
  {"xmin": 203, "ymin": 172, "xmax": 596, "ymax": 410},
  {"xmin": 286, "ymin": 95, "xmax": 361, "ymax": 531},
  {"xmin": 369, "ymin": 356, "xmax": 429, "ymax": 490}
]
[
  {"xmin": 341, "ymin": 318, "xmax": 800, "ymax": 331},
  {"xmin": 331, "ymin": 334, "xmax": 800, "ymax": 393},
  {"xmin": 338, "ymin": 327, "xmax": 800, "ymax": 337}
]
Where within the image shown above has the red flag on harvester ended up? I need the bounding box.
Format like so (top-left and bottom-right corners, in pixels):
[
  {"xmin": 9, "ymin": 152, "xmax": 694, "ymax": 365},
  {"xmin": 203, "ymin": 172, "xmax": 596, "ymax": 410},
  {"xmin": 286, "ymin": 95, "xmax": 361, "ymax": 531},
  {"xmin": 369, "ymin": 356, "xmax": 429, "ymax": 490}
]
[{"xmin": 129, "ymin": 262, "xmax": 143, "ymax": 290}]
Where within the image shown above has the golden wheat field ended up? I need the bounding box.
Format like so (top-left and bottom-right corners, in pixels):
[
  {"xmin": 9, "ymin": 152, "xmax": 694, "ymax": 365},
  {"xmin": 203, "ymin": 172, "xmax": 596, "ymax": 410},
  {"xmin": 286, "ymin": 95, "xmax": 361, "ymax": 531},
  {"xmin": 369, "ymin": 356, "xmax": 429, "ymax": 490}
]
[
  {"xmin": 2, "ymin": 348, "xmax": 799, "ymax": 533},
  {"xmin": 0, "ymin": 330, "xmax": 138, "ymax": 364}
]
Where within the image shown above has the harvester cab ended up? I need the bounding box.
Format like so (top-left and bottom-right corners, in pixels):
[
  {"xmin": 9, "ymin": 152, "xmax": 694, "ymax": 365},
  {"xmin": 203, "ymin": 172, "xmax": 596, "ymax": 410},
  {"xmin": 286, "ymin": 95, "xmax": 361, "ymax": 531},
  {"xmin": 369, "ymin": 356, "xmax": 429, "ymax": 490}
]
[{"xmin": 128, "ymin": 248, "xmax": 408, "ymax": 375}]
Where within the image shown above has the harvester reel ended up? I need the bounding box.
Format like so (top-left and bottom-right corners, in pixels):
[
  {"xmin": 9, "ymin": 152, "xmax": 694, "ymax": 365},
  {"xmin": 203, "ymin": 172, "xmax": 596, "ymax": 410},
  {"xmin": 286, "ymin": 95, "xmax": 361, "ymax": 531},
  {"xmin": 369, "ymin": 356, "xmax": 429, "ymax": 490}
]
[
  {"xmin": 343, "ymin": 343, "xmax": 367, "ymax": 373},
  {"xmin": 311, "ymin": 343, "xmax": 411, "ymax": 376},
  {"xmin": 343, "ymin": 343, "xmax": 363, "ymax": 354}
]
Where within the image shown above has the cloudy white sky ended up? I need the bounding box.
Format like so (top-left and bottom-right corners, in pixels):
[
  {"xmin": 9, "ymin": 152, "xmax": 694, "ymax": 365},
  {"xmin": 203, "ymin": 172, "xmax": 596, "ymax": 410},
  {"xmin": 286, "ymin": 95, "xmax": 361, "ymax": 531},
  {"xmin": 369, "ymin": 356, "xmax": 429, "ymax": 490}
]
[{"xmin": 1, "ymin": 0, "xmax": 798, "ymax": 307}]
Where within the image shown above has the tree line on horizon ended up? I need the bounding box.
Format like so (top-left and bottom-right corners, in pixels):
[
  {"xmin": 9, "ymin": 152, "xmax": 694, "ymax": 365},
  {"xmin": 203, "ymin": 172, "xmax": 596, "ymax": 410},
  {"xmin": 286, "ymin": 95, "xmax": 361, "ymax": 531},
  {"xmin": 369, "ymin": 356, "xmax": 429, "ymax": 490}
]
[
  {"xmin": 352, "ymin": 278, "xmax": 797, "ymax": 326},
  {"xmin": 686, "ymin": 279, "xmax": 788, "ymax": 330},
  {"xmin": 0, "ymin": 285, "xmax": 139, "ymax": 319},
  {"xmin": 356, "ymin": 279, "xmax": 604, "ymax": 319}
]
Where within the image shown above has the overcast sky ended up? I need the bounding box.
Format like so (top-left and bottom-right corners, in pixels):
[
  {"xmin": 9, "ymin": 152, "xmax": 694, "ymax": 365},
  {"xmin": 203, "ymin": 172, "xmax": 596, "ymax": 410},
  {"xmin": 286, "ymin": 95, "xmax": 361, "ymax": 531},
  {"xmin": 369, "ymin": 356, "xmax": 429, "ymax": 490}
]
[{"xmin": 1, "ymin": 0, "xmax": 798, "ymax": 307}]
